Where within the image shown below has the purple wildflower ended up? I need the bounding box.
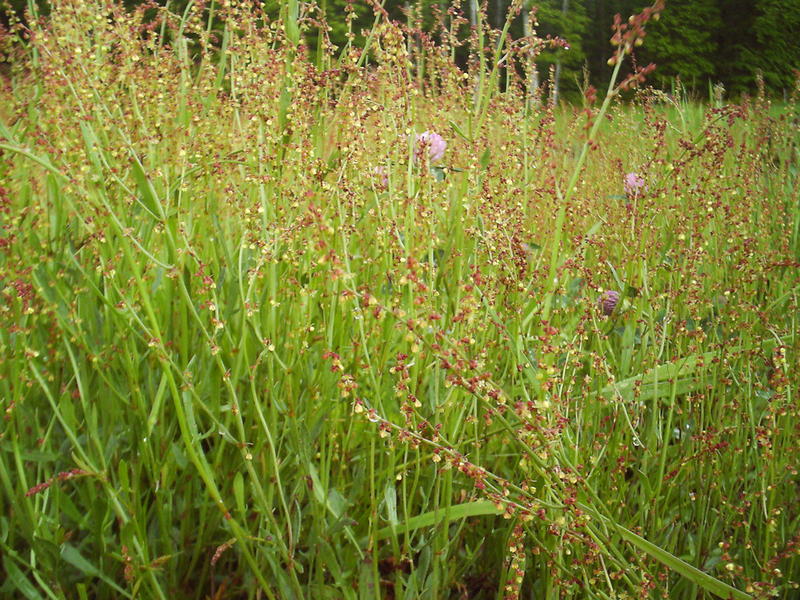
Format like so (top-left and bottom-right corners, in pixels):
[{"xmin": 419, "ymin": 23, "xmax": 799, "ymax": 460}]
[
  {"xmin": 372, "ymin": 165, "xmax": 388, "ymax": 187},
  {"xmin": 598, "ymin": 290, "xmax": 620, "ymax": 316},
  {"xmin": 624, "ymin": 172, "xmax": 646, "ymax": 197},
  {"xmin": 416, "ymin": 131, "xmax": 447, "ymax": 163}
]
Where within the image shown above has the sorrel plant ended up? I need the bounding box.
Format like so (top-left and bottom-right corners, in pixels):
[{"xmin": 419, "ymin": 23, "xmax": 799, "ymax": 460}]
[{"xmin": 0, "ymin": 1, "xmax": 798, "ymax": 598}]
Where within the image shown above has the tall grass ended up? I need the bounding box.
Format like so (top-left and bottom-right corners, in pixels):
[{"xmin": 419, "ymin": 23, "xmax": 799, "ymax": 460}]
[{"xmin": 1, "ymin": 1, "xmax": 798, "ymax": 598}]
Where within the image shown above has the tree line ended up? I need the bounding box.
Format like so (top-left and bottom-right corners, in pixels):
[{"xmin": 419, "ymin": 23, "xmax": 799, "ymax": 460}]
[
  {"xmin": 332, "ymin": 0, "xmax": 799, "ymax": 100},
  {"xmin": 5, "ymin": 0, "xmax": 799, "ymax": 100}
]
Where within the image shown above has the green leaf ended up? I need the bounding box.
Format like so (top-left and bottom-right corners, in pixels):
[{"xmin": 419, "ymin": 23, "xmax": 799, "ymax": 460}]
[
  {"xmin": 608, "ymin": 519, "xmax": 750, "ymax": 600},
  {"xmin": 61, "ymin": 544, "xmax": 132, "ymax": 597},
  {"xmin": 60, "ymin": 544, "xmax": 101, "ymax": 577},
  {"xmin": 479, "ymin": 148, "xmax": 491, "ymax": 170},
  {"xmin": 315, "ymin": 540, "xmax": 344, "ymax": 583},
  {"xmin": 233, "ymin": 471, "xmax": 246, "ymax": 516},
  {"xmin": 382, "ymin": 482, "xmax": 398, "ymax": 527},
  {"xmin": 595, "ymin": 350, "xmax": 739, "ymax": 403},
  {"xmin": 369, "ymin": 500, "xmax": 502, "ymax": 543},
  {"xmin": 130, "ymin": 158, "xmax": 162, "ymax": 219},
  {"xmin": 0, "ymin": 142, "xmax": 68, "ymax": 181},
  {"xmin": 117, "ymin": 459, "xmax": 129, "ymax": 495},
  {"xmin": 307, "ymin": 463, "xmax": 343, "ymax": 518},
  {"xmin": 431, "ymin": 166, "xmax": 446, "ymax": 182},
  {"xmin": 307, "ymin": 463, "xmax": 361, "ymax": 554},
  {"xmin": 79, "ymin": 122, "xmax": 103, "ymax": 172},
  {"xmin": 3, "ymin": 556, "xmax": 44, "ymax": 600},
  {"xmin": 448, "ymin": 120, "xmax": 469, "ymax": 140},
  {"xmin": 285, "ymin": 0, "xmax": 300, "ymax": 46}
]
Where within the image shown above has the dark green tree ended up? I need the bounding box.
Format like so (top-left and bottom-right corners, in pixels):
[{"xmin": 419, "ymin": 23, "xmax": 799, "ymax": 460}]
[
  {"xmin": 637, "ymin": 0, "xmax": 722, "ymax": 91},
  {"xmin": 3, "ymin": 0, "xmax": 798, "ymax": 97},
  {"xmin": 529, "ymin": 0, "xmax": 590, "ymax": 100},
  {"xmin": 714, "ymin": 0, "xmax": 756, "ymax": 95},
  {"xmin": 581, "ymin": 0, "xmax": 638, "ymax": 91},
  {"xmin": 738, "ymin": 0, "xmax": 800, "ymax": 94}
]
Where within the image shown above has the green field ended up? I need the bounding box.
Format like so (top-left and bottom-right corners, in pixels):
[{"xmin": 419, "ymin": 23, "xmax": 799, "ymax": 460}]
[{"xmin": 1, "ymin": 2, "xmax": 799, "ymax": 599}]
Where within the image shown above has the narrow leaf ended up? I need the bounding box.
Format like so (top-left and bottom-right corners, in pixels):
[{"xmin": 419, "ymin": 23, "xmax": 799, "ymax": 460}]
[
  {"xmin": 61, "ymin": 544, "xmax": 132, "ymax": 597},
  {"xmin": 369, "ymin": 500, "xmax": 502, "ymax": 543},
  {"xmin": 130, "ymin": 158, "xmax": 162, "ymax": 219},
  {"xmin": 3, "ymin": 557, "xmax": 44, "ymax": 600}
]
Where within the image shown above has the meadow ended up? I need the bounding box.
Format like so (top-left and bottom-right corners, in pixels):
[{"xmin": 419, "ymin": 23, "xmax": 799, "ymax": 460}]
[{"xmin": 1, "ymin": 1, "xmax": 799, "ymax": 598}]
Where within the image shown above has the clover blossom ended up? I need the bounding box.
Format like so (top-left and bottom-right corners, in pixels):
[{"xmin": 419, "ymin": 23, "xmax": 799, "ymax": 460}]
[
  {"xmin": 624, "ymin": 172, "xmax": 646, "ymax": 197},
  {"xmin": 598, "ymin": 290, "xmax": 620, "ymax": 316},
  {"xmin": 416, "ymin": 131, "xmax": 446, "ymax": 163}
]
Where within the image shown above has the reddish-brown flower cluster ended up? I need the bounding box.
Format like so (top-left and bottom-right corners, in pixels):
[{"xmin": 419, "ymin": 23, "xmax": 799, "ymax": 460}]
[
  {"xmin": 609, "ymin": 1, "xmax": 665, "ymax": 60},
  {"xmin": 25, "ymin": 468, "xmax": 89, "ymax": 497}
]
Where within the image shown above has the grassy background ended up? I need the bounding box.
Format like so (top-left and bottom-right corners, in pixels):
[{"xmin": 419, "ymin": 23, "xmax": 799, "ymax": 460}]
[{"xmin": 1, "ymin": 1, "xmax": 799, "ymax": 598}]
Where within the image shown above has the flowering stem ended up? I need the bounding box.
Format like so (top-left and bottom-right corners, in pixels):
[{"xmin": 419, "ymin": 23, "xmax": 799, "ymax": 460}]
[
  {"xmin": 474, "ymin": 2, "xmax": 518, "ymax": 137},
  {"xmin": 542, "ymin": 47, "xmax": 625, "ymax": 323}
]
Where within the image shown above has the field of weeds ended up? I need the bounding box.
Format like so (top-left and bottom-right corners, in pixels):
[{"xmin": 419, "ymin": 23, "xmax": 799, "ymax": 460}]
[{"xmin": 1, "ymin": 1, "xmax": 799, "ymax": 599}]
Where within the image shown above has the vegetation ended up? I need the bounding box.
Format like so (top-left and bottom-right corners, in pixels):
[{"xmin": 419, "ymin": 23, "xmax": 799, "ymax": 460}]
[
  {"xmin": 1, "ymin": 1, "xmax": 799, "ymax": 599},
  {"xmin": 4, "ymin": 0, "xmax": 800, "ymax": 98}
]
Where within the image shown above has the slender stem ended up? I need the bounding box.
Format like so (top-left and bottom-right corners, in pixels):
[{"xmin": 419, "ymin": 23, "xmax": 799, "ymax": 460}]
[{"xmin": 543, "ymin": 48, "xmax": 625, "ymax": 323}]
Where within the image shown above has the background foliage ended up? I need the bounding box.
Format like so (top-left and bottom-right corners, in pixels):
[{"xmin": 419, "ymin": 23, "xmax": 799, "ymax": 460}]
[{"xmin": 3, "ymin": 0, "xmax": 800, "ymax": 99}]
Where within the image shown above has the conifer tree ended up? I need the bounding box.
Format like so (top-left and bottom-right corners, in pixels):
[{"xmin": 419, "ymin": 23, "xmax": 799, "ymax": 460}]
[
  {"xmin": 3, "ymin": 0, "xmax": 799, "ymax": 97},
  {"xmin": 528, "ymin": 0, "xmax": 589, "ymax": 100},
  {"xmin": 740, "ymin": 0, "xmax": 800, "ymax": 94},
  {"xmin": 637, "ymin": 0, "xmax": 721, "ymax": 91}
]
